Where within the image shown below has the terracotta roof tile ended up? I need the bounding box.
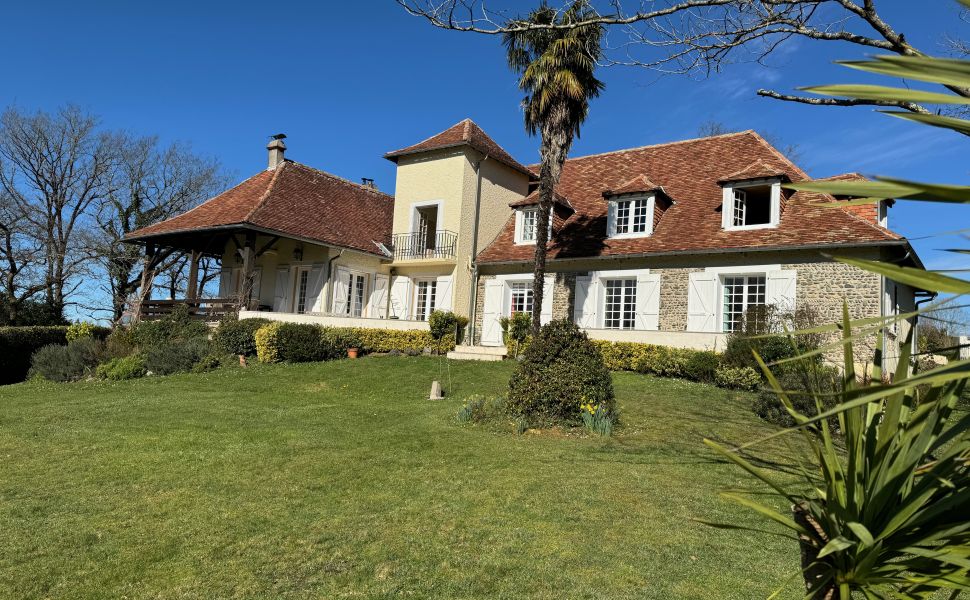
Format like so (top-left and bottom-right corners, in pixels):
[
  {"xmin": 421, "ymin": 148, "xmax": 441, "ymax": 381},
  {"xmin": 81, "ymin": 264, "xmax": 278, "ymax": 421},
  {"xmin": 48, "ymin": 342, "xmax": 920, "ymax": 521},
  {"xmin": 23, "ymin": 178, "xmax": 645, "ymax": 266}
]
[
  {"xmin": 126, "ymin": 162, "xmax": 394, "ymax": 256},
  {"xmin": 509, "ymin": 189, "xmax": 573, "ymax": 210},
  {"xmin": 478, "ymin": 131, "xmax": 901, "ymax": 264},
  {"xmin": 603, "ymin": 174, "xmax": 663, "ymax": 197},
  {"xmin": 717, "ymin": 158, "xmax": 791, "ymax": 184},
  {"xmin": 384, "ymin": 118, "xmax": 533, "ymax": 176}
]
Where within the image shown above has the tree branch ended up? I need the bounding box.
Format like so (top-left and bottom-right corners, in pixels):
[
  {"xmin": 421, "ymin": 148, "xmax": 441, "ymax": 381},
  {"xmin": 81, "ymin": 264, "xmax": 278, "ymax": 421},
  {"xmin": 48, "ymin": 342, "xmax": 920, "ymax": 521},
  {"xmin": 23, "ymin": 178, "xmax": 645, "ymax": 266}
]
[{"xmin": 756, "ymin": 88, "xmax": 932, "ymax": 114}]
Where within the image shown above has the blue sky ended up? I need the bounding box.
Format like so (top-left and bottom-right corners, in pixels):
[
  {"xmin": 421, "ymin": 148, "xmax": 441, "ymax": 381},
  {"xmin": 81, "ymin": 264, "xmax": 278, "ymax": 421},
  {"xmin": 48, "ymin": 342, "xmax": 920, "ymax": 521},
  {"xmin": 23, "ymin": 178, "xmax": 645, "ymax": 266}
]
[{"xmin": 3, "ymin": 1, "xmax": 967, "ymax": 316}]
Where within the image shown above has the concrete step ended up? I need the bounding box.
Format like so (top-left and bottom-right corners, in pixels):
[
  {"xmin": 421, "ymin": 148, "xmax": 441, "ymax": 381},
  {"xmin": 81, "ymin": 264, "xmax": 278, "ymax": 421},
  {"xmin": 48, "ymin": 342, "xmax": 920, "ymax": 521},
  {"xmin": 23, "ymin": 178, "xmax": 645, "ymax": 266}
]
[{"xmin": 447, "ymin": 345, "xmax": 508, "ymax": 362}]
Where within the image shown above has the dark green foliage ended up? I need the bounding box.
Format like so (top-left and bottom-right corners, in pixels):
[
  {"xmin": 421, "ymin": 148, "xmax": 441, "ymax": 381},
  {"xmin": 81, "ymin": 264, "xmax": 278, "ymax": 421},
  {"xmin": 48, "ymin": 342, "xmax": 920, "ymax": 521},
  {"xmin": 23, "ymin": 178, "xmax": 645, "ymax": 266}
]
[
  {"xmin": 128, "ymin": 304, "xmax": 208, "ymax": 348},
  {"xmin": 506, "ymin": 319, "xmax": 615, "ymax": 425},
  {"xmin": 320, "ymin": 327, "xmax": 361, "ymax": 355},
  {"xmin": 752, "ymin": 367, "xmax": 841, "ymax": 428},
  {"xmin": 213, "ymin": 315, "xmax": 270, "ymax": 356},
  {"xmin": 30, "ymin": 338, "xmax": 104, "ymax": 382},
  {"xmin": 722, "ymin": 306, "xmax": 822, "ymax": 371},
  {"xmin": 428, "ymin": 311, "xmax": 458, "ymax": 340},
  {"xmin": 456, "ymin": 394, "xmax": 506, "ymax": 424},
  {"xmin": 145, "ymin": 338, "xmax": 212, "ymax": 375},
  {"xmin": 273, "ymin": 323, "xmax": 333, "ymax": 363},
  {"xmin": 191, "ymin": 354, "xmax": 223, "ymax": 374},
  {"xmin": 96, "ymin": 355, "xmax": 147, "ymax": 381},
  {"xmin": 0, "ymin": 298, "xmax": 67, "ymax": 326},
  {"xmin": 0, "ymin": 326, "xmax": 71, "ymax": 384},
  {"xmin": 683, "ymin": 351, "xmax": 721, "ymax": 384},
  {"xmin": 500, "ymin": 312, "xmax": 531, "ymax": 357}
]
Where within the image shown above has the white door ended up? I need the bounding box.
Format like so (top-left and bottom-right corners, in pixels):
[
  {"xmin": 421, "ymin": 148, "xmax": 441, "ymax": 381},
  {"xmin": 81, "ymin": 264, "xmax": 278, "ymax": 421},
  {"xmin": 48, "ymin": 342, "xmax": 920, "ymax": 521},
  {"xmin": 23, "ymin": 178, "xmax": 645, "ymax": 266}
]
[
  {"xmin": 574, "ymin": 275, "xmax": 599, "ymax": 329},
  {"xmin": 635, "ymin": 273, "xmax": 661, "ymax": 331},
  {"xmin": 481, "ymin": 279, "xmax": 506, "ymax": 346},
  {"xmin": 389, "ymin": 276, "xmax": 411, "ymax": 319},
  {"xmin": 331, "ymin": 268, "xmax": 351, "ymax": 315},
  {"xmin": 370, "ymin": 274, "xmax": 389, "ymax": 318},
  {"xmin": 273, "ymin": 267, "xmax": 291, "ymax": 312},
  {"xmin": 687, "ymin": 272, "xmax": 718, "ymax": 332},
  {"xmin": 435, "ymin": 275, "xmax": 454, "ymax": 312}
]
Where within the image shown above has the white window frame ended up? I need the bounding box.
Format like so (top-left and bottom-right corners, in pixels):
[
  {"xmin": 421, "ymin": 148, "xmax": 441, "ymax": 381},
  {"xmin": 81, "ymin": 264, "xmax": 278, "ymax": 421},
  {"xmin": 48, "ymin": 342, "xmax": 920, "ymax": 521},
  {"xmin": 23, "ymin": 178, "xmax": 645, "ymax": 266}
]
[
  {"xmin": 602, "ymin": 277, "xmax": 638, "ymax": 330},
  {"xmin": 722, "ymin": 179, "xmax": 781, "ymax": 231},
  {"xmin": 718, "ymin": 272, "xmax": 768, "ymax": 333},
  {"xmin": 514, "ymin": 207, "xmax": 553, "ymax": 245},
  {"xmin": 608, "ymin": 194, "xmax": 656, "ymax": 239},
  {"xmin": 509, "ymin": 280, "xmax": 534, "ymax": 316},
  {"xmin": 292, "ymin": 265, "xmax": 313, "ymax": 314},
  {"xmin": 413, "ymin": 277, "xmax": 438, "ymax": 321}
]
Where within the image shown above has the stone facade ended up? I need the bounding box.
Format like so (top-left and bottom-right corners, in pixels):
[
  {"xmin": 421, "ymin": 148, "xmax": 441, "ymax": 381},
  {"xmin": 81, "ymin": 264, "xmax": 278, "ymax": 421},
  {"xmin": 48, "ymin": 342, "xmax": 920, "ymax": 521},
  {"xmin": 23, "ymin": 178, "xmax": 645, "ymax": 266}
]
[
  {"xmin": 653, "ymin": 267, "xmax": 702, "ymax": 332},
  {"xmin": 551, "ymin": 273, "xmax": 576, "ymax": 320}
]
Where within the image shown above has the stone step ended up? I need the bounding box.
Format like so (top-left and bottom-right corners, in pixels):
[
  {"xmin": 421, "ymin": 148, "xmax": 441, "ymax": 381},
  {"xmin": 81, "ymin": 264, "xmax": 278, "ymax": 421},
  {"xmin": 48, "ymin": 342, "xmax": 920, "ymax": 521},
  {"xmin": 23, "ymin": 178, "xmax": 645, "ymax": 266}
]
[{"xmin": 446, "ymin": 345, "xmax": 508, "ymax": 362}]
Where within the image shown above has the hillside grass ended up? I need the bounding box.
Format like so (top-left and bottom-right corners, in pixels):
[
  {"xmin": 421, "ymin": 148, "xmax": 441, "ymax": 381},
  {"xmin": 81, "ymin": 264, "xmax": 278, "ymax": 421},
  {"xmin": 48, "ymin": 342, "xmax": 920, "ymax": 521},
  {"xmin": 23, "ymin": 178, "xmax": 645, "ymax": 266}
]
[{"xmin": 0, "ymin": 356, "xmax": 804, "ymax": 599}]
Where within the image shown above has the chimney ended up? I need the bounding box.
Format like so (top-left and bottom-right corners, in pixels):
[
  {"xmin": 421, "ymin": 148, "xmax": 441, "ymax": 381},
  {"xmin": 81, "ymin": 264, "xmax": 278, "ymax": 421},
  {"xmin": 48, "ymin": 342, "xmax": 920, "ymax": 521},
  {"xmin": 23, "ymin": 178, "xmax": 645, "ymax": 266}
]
[
  {"xmin": 267, "ymin": 134, "xmax": 286, "ymax": 170},
  {"xmin": 361, "ymin": 177, "xmax": 376, "ymax": 190}
]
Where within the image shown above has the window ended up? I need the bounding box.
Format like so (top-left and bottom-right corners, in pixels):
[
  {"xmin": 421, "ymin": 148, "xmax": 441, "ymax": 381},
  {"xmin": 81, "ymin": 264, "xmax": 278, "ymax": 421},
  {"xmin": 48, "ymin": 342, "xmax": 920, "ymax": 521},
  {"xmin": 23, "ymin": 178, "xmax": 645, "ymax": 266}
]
[
  {"xmin": 295, "ymin": 268, "xmax": 310, "ymax": 314},
  {"xmin": 603, "ymin": 279, "xmax": 637, "ymax": 330},
  {"xmin": 344, "ymin": 273, "xmax": 366, "ymax": 317},
  {"xmin": 414, "ymin": 279, "xmax": 437, "ymax": 321},
  {"xmin": 517, "ymin": 208, "xmax": 538, "ymax": 243},
  {"xmin": 721, "ymin": 275, "xmax": 766, "ymax": 332},
  {"xmin": 724, "ymin": 182, "xmax": 778, "ymax": 229},
  {"xmin": 510, "ymin": 281, "xmax": 534, "ymax": 315},
  {"xmin": 614, "ymin": 197, "xmax": 650, "ymax": 235}
]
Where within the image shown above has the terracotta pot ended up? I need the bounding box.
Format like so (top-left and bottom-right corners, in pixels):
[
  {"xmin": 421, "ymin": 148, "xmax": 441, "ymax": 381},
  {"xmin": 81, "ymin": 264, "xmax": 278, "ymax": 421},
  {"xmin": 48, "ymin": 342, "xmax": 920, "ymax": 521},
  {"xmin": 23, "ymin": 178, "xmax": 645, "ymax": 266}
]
[
  {"xmin": 238, "ymin": 354, "xmax": 247, "ymax": 367},
  {"xmin": 347, "ymin": 348, "xmax": 359, "ymax": 359}
]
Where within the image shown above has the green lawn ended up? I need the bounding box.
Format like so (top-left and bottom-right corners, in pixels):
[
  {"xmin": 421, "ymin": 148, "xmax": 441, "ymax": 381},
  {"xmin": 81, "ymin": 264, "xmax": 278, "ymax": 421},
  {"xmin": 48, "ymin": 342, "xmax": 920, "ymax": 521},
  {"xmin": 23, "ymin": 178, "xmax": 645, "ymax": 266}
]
[{"xmin": 0, "ymin": 356, "xmax": 805, "ymax": 599}]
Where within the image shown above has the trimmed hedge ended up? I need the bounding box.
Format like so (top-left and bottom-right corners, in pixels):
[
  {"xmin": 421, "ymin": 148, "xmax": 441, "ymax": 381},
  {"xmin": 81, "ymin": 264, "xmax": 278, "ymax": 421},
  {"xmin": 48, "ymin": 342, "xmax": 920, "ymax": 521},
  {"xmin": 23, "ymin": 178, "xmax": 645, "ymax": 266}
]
[
  {"xmin": 254, "ymin": 321, "xmax": 456, "ymax": 364},
  {"xmin": 0, "ymin": 326, "xmax": 71, "ymax": 384},
  {"xmin": 591, "ymin": 340, "xmax": 759, "ymax": 390},
  {"xmin": 213, "ymin": 315, "xmax": 271, "ymax": 357}
]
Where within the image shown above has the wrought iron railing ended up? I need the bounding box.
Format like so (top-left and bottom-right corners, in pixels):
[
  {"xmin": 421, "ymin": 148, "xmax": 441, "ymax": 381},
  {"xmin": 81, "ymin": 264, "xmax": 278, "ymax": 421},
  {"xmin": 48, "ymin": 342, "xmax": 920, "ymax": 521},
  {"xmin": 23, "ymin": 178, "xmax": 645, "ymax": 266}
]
[{"xmin": 390, "ymin": 230, "xmax": 458, "ymax": 260}]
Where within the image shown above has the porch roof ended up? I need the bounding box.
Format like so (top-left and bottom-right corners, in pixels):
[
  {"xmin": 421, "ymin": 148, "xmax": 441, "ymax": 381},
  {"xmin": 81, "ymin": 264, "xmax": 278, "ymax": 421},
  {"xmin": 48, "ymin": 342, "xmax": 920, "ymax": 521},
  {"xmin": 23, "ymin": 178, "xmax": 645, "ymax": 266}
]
[{"xmin": 125, "ymin": 161, "xmax": 394, "ymax": 257}]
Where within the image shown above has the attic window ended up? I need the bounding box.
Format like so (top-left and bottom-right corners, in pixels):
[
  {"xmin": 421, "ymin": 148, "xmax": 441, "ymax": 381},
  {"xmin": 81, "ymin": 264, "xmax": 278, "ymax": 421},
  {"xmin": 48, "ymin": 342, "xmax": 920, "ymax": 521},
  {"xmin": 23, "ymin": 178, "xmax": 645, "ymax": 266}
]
[
  {"xmin": 722, "ymin": 180, "xmax": 781, "ymax": 230},
  {"xmin": 608, "ymin": 194, "xmax": 656, "ymax": 238}
]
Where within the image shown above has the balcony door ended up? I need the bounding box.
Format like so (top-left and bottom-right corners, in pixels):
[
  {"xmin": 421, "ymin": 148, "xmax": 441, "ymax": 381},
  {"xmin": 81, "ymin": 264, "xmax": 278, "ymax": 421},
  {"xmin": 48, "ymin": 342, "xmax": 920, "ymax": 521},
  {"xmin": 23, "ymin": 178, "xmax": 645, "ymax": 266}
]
[{"xmin": 412, "ymin": 204, "xmax": 439, "ymax": 257}]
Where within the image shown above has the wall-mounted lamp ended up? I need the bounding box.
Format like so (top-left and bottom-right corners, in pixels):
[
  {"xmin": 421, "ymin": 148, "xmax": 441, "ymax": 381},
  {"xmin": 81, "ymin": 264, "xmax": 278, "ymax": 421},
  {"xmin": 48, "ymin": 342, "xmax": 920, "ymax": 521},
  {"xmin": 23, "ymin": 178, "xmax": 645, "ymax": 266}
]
[{"xmin": 292, "ymin": 246, "xmax": 304, "ymax": 262}]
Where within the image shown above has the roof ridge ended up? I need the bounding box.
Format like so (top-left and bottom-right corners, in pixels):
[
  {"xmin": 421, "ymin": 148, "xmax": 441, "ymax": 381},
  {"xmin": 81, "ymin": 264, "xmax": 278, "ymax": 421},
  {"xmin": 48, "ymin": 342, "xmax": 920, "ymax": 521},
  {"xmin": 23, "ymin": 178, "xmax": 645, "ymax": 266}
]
[
  {"xmin": 243, "ymin": 161, "xmax": 288, "ymax": 223},
  {"xmin": 145, "ymin": 169, "xmax": 273, "ymax": 229},
  {"xmin": 529, "ymin": 130, "xmax": 755, "ymax": 166},
  {"xmin": 385, "ymin": 119, "xmax": 470, "ymax": 156},
  {"xmin": 286, "ymin": 161, "xmax": 394, "ymax": 200},
  {"xmin": 745, "ymin": 130, "xmax": 811, "ymax": 180}
]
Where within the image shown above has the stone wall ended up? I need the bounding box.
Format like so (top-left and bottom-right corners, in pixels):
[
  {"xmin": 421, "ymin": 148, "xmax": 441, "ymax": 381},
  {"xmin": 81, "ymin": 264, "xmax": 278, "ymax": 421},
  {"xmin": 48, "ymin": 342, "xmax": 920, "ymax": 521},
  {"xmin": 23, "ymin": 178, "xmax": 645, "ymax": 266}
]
[
  {"xmin": 653, "ymin": 267, "xmax": 702, "ymax": 331},
  {"xmin": 551, "ymin": 273, "xmax": 576, "ymax": 320}
]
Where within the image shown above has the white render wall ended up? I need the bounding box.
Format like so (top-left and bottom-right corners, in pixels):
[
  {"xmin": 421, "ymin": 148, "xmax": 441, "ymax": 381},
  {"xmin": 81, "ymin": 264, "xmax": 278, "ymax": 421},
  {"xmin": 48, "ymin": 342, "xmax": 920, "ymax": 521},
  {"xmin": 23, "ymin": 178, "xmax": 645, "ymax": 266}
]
[{"xmin": 238, "ymin": 310, "xmax": 429, "ymax": 331}]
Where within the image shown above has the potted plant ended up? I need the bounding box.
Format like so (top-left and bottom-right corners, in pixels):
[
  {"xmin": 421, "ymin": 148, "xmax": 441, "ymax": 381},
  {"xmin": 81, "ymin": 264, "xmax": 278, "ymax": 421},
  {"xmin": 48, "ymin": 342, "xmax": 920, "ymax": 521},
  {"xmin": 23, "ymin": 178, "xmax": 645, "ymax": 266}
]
[{"xmin": 347, "ymin": 347, "xmax": 359, "ymax": 359}]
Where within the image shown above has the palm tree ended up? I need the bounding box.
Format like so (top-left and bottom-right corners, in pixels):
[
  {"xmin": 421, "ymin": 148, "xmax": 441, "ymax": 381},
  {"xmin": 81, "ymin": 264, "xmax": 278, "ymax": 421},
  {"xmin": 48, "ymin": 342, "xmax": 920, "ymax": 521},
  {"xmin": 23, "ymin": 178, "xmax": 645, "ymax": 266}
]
[{"xmin": 504, "ymin": 1, "xmax": 604, "ymax": 335}]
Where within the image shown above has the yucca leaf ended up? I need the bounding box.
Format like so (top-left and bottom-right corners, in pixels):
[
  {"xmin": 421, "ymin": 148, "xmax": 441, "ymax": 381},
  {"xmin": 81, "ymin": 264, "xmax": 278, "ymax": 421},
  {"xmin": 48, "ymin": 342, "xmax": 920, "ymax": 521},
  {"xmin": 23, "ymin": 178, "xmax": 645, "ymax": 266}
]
[
  {"xmin": 881, "ymin": 111, "xmax": 970, "ymax": 136},
  {"xmin": 689, "ymin": 519, "xmax": 801, "ymax": 541},
  {"xmin": 839, "ymin": 55, "xmax": 970, "ymax": 88},
  {"xmin": 719, "ymin": 492, "xmax": 808, "ymax": 534},
  {"xmin": 704, "ymin": 438, "xmax": 803, "ymax": 504},
  {"xmin": 817, "ymin": 535, "xmax": 856, "ymax": 558},
  {"xmin": 802, "ymin": 84, "xmax": 970, "ymax": 105},
  {"xmin": 786, "ymin": 179, "xmax": 970, "ymax": 204},
  {"xmin": 835, "ymin": 257, "xmax": 970, "ymax": 294},
  {"xmin": 847, "ymin": 522, "xmax": 876, "ymax": 547}
]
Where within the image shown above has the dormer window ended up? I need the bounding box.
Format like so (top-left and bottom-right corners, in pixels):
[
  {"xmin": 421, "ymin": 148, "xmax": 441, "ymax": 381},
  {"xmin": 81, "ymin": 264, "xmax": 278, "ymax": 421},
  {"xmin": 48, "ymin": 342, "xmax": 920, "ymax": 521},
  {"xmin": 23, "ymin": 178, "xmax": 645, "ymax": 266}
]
[
  {"xmin": 722, "ymin": 180, "xmax": 781, "ymax": 230},
  {"xmin": 514, "ymin": 207, "xmax": 553, "ymax": 245},
  {"xmin": 607, "ymin": 194, "xmax": 655, "ymax": 238}
]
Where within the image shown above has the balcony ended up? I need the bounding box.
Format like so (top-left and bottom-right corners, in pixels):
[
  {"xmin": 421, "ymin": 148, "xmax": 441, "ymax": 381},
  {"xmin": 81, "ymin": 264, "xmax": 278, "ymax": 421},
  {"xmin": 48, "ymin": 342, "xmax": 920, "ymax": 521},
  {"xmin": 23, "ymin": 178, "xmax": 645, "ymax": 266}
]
[{"xmin": 391, "ymin": 230, "xmax": 458, "ymax": 261}]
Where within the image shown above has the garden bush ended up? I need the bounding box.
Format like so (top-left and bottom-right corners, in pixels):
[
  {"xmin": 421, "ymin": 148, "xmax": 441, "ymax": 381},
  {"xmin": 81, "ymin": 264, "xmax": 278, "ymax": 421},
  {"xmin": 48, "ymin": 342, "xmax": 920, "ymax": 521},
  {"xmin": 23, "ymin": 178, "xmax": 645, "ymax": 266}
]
[
  {"xmin": 456, "ymin": 394, "xmax": 506, "ymax": 424},
  {"xmin": 254, "ymin": 323, "xmax": 456, "ymax": 363},
  {"xmin": 713, "ymin": 366, "xmax": 761, "ymax": 391},
  {"xmin": 506, "ymin": 319, "xmax": 615, "ymax": 425},
  {"xmin": 752, "ymin": 366, "xmax": 841, "ymax": 427},
  {"xmin": 721, "ymin": 306, "xmax": 823, "ymax": 371},
  {"xmin": 213, "ymin": 315, "xmax": 270, "ymax": 356},
  {"xmin": 428, "ymin": 311, "xmax": 469, "ymax": 345},
  {"xmin": 500, "ymin": 312, "xmax": 531, "ymax": 357},
  {"xmin": 684, "ymin": 350, "xmax": 721, "ymax": 384},
  {"xmin": 191, "ymin": 354, "xmax": 223, "ymax": 373},
  {"xmin": 30, "ymin": 338, "xmax": 104, "ymax": 382},
  {"xmin": 96, "ymin": 355, "xmax": 147, "ymax": 381},
  {"xmin": 66, "ymin": 322, "xmax": 111, "ymax": 343},
  {"xmin": 145, "ymin": 337, "xmax": 212, "ymax": 375},
  {"xmin": 0, "ymin": 325, "xmax": 71, "ymax": 384},
  {"xmin": 127, "ymin": 304, "xmax": 208, "ymax": 348}
]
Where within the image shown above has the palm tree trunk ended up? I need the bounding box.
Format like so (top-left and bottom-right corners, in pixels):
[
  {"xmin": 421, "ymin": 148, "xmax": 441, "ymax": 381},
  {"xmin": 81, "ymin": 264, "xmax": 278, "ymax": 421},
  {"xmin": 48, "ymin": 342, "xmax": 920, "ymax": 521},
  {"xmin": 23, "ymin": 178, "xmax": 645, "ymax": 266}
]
[{"xmin": 530, "ymin": 103, "xmax": 573, "ymax": 336}]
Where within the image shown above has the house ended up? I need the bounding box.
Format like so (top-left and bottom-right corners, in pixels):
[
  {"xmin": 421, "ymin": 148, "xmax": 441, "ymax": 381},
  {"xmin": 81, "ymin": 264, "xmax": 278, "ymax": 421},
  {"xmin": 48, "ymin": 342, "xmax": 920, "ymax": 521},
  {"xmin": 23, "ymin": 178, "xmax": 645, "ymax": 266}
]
[{"xmin": 125, "ymin": 121, "xmax": 928, "ymax": 369}]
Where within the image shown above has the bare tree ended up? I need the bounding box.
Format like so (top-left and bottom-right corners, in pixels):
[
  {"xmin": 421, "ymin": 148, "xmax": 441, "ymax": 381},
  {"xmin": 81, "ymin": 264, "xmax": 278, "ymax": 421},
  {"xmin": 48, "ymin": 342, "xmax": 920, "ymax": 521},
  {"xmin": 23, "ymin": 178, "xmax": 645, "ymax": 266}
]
[
  {"xmin": 696, "ymin": 120, "xmax": 802, "ymax": 162},
  {"xmin": 93, "ymin": 136, "xmax": 224, "ymax": 321},
  {"xmin": 0, "ymin": 190, "xmax": 48, "ymax": 324},
  {"xmin": 398, "ymin": 1, "xmax": 970, "ymax": 113},
  {"xmin": 0, "ymin": 106, "xmax": 117, "ymax": 321}
]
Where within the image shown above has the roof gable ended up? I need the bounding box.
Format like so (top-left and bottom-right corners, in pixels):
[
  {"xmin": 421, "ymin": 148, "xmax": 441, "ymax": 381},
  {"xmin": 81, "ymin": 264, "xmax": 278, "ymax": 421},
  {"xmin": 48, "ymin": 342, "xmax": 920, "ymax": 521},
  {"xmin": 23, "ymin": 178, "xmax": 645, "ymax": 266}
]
[{"xmin": 384, "ymin": 118, "xmax": 533, "ymax": 176}]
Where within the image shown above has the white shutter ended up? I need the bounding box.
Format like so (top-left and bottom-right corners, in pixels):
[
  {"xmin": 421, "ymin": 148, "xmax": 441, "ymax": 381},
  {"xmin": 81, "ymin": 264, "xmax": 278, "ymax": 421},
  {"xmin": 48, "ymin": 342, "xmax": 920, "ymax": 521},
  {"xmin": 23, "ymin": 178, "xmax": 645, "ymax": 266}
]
[
  {"xmin": 574, "ymin": 275, "xmax": 599, "ymax": 329},
  {"xmin": 389, "ymin": 276, "xmax": 411, "ymax": 319},
  {"xmin": 331, "ymin": 268, "xmax": 351, "ymax": 315},
  {"xmin": 635, "ymin": 273, "xmax": 661, "ymax": 331},
  {"xmin": 766, "ymin": 269, "xmax": 797, "ymax": 313},
  {"xmin": 539, "ymin": 274, "xmax": 555, "ymax": 325},
  {"xmin": 687, "ymin": 272, "xmax": 718, "ymax": 332},
  {"xmin": 249, "ymin": 268, "xmax": 263, "ymax": 307},
  {"xmin": 305, "ymin": 265, "xmax": 327, "ymax": 313},
  {"xmin": 218, "ymin": 268, "xmax": 231, "ymax": 298},
  {"xmin": 606, "ymin": 201, "xmax": 617, "ymax": 237},
  {"xmin": 370, "ymin": 274, "xmax": 389, "ymax": 318},
  {"xmin": 721, "ymin": 187, "xmax": 734, "ymax": 229},
  {"xmin": 273, "ymin": 267, "xmax": 290, "ymax": 312},
  {"xmin": 435, "ymin": 275, "xmax": 453, "ymax": 312},
  {"xmin": 481, "ymin": 279, "xmax": 506, "ymax": 346}
]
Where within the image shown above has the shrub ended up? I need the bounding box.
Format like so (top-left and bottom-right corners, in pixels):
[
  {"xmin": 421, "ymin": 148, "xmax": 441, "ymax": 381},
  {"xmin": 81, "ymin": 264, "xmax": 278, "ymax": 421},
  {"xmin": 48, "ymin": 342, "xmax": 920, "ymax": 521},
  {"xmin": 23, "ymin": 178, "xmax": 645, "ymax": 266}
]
[
  {"xmin": 30, "ymin": 338, "xmax": 104, "ymax": 382},
  {"xmin": 213, "ymin": 315, "xmax": 270, "ymax": 356},
  {"xmin": 684, "ymin": 350, "xmax": 721, "ymax": 384},
  {"xmin": 254, "ymin": 323, "xmax": 456, "ymax": 363},
  {"xmin": 191, "ymin": 354, "xmax": 223, "ymax": 374},
  {"xmin": 722, "ymin": 305, "xmax": 822, "ymax": 371},
  {"xmin": 752, "ymin": 367, "xmax": 841, "ymax": 427},
  {"xmin": 0, "ymin": 326, "xmax": 70, "ymax": 384},
  {"xmin": 506, "ymin": 319, "xmax": 615, "ymax": 425},
  {"xmin": 128, "ymin": 304, "xmax": 208, "ymax": 348},
  {"xmin": 96, "ymin": 355, "xmax": 147, "ymax": 380},
  {"xmin": 714, "ymin": 366, "xmax": 761, "ymax": 391},
  {"xmin": 145, "ymin": 338, "xmax": 212, "ymax": 375},
  {"xmin": 66, "ymin": 322, "xmax": 110, "ymax": 343},
  {"xmin": 500, "ymin": 312, "xmax": 531, "ymax": 357},
  {"xmin": 428, "ymin": 311, "xmax": 458, "ymax": 340},
  {"xmin": 456, "ymin": 395, "xmax": 506, "ymax": 424},
  {"xmin": 255, "ymin": 322, "xmax": 283, "ymax": 363}
]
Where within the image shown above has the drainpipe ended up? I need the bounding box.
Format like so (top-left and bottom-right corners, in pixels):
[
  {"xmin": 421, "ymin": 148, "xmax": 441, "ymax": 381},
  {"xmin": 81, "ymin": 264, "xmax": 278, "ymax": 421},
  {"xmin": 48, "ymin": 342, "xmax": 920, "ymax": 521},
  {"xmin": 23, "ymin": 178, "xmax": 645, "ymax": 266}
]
[
  {"xmin": 466, "ymin": 154, "xmax": 488, "ymax": 346},
  {"xmin": 913, "ymin": 291, "xmax": 938, "ymax": 364},
  {"xmin": 325, "ymin": 249, "xmax": 344, "ymax": 313}
]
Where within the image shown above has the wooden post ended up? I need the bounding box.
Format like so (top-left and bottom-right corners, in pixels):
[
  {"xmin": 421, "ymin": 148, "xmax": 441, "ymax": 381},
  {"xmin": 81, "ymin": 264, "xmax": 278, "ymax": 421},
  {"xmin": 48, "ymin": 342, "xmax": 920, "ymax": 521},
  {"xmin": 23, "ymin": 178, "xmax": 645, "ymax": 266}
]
[
  {"xmin": 135, "ymin": 244, "xmax": 158, "ymax": 322},
  {"xmin": 240, "ymin": 232, "xmax": 257, "ymax": 310},
  {"xmin": 186, "ymin": 250, "xmax": 200, "ymax": 301}
]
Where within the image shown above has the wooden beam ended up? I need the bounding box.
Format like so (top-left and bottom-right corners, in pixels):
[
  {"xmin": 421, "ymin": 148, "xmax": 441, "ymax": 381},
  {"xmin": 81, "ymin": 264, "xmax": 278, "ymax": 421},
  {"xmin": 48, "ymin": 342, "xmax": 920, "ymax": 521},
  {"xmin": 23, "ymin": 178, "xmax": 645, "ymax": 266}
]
[
  {"xmin": 239, "ymin": 232, "xmax": 257, "ymax": 310},
  {"xmin": 186, "ymin": 250, "xmax": 201, "ymax": 300},
  {"xmin": 255, "ymin": 236, "xmax": 280, "ymax": 258}
]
